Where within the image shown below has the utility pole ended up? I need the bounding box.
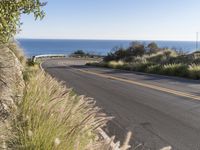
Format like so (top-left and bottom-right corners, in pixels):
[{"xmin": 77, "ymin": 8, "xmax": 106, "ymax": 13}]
[{"xmin": 196, "ymin": 32, "xmax": 199, "ymax": 51}]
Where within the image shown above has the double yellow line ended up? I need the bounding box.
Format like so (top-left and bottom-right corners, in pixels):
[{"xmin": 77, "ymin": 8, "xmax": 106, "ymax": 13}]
[{"xmin": 75, "ymin": 68, "xmax": 200, "ymax": 101}]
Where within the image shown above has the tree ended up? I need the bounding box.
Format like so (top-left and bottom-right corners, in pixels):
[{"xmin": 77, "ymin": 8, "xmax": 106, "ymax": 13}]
[
  {"xmin": 127, "ymin": 41, "xmax": 145, "ymax": 56},
  {"xmin": 74, "ymin": 50, "xmax": 85, "ymax": 56},
  {"xmin": 0, "ymin": 0, "xmax": 46, "ymax": 44},
  {"xmin": 147, "ymin": 42, "xmax": 159, "ymax": 53}
]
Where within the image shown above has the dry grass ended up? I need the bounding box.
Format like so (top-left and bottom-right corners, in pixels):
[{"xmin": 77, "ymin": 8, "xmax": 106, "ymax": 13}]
[
  {"xmin": 1, "ymin": 42, "xmax": 133, "ymax": 149},
  {"xmin": 108, "ymin": 61, "xmax": 125, "ymax": 69},
  {"xmin": 7, "ymin": 41, "xmax": 26, "ymax": 66},
  {"xmin": 8, "ymin": 67, "xmax": 110, "ymax": 149},
  {"xmin": 7, "ymin": 65, "xmax": 132, "ymax": 149}
]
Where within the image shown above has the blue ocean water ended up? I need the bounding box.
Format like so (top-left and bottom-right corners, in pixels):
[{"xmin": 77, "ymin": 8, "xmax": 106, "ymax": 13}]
[{"xmin": 18, "ymin": 39, "xmax": 198, "ymax": 57}]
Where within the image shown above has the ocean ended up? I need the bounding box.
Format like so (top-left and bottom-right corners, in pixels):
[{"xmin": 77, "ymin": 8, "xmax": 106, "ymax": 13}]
[{"xmin": 17, "ymin": 39, "xmax": 199, "ymax": 57}]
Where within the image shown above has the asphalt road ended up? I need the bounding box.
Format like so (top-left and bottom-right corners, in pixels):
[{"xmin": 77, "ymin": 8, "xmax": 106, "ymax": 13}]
[{"xmin": 42, "ymin": 58, "xmax": 200, "ymax": 150}]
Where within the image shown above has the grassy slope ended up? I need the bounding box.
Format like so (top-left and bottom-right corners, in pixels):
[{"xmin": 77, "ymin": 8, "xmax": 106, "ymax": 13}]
[
  {"xmin": 8, "ymin": 64, "xmax": 111, "ymax": 149},
  {"xmin": 3, "ymin": 43, "xmax": 132, "ymax": 150},
  {"xmin": 1, "ymin": 43, "xmax": 110, "ymax": 149},
  {"xmin": 88, "ymin": 50, "xmax": 200, "ymax": 80}
]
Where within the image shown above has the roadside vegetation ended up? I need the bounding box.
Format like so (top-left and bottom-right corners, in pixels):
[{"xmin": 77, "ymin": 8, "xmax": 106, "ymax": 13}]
[
  {"xmin": 8, "ymin": 60, "xmax": 111, "ymax": 149},
  {"xmin": 3, "ymin": 44, "xmax": 133, "ymax": 150},
  {"xmin": 88, "ymin": 42, "xmax": 200, "ymax": 79},
  {"xmin": 1, "ymin": 1, "xmax": 132, "ymax": 149},
  {"xmin": 70, "ymin": 50, "xmax": 103, "ymax": 59}
]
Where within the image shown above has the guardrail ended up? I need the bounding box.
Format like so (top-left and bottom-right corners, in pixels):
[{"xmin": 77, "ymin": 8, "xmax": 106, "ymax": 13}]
[{"xmin": 32, "ymin": 54, "xmax": 66, "ymax": 62}]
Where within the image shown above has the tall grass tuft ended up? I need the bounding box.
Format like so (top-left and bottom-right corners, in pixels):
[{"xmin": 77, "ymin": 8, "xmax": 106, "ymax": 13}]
[
  {"xmin": 160, "ymin": 63, "xmax": 188, "ymax": 77},
  {"xmin": 108, "ymin": 61, "xmax": 124, "ymax": 69},
  {"xmin": 188, "ymin": 64, "xmax": 200, "ymax": 79},
  {"xmin": 8, "ymin": 70, "xmax": 109, "ymax": 150}
]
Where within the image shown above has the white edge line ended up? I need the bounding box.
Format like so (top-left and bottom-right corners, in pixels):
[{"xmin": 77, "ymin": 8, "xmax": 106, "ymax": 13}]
[{"xmin": 40, "ymin": 62, "xmax": 44, "ymax": 72}]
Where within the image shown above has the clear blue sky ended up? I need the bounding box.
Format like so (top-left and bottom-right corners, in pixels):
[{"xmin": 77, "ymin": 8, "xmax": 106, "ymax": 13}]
[{"xmin": 17, "ymin": 0, "xmax": 200, "ymax": 41}]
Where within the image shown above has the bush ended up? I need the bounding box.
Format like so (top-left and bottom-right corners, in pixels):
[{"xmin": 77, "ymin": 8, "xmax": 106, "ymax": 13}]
[
  {"xmin": 147, "ymin": 42, "xmax": 159, "ymax": 53},
  {"xmin": 103, "ymin": 52, "xmax": 116, "ymax": 62},
  {"xmin": 147, "ymin": 53, "xmax": 166, "ymax": 64},
  {"xmin": 160, "ymin": 63, "xmax": 188, "ymax": 77},
  {"xmin": 104, "ymin": 42, "xmax": 146, "ymax": 62},
  {"xmin": 71, "ymin": 50, "xmax": 100, "ymax": 58},
  {"xmin": 146, "ymin": 65, "xmax": 162, "ymax": 74},
  {"xmin": 114, "ymin": 48, "xmax": 127, "ymax": 60},
  {"xmin": 188, "ymin": 64, "xmax": 200, "ymax": 79},
  {"xmin": 91, "ymin": 42, "xmax": 200, "ymax": 79},
  {"xmin": 26, "ymin": 59, "xmax": 36, "ymax": 66},
  {"xmin": 127, "ymin": 41, "xmax": 145, "ymax": 57},
  {"xmin": 130, "ymin": 62, "xmax": 152, "ymax": 72},
  {"xmin": 192, "ymin": 58, "xmax": 200, "ymax": 64},
  {"xmin": 73, "ymin": 50, "xmax": 85, "ymax": 56}
]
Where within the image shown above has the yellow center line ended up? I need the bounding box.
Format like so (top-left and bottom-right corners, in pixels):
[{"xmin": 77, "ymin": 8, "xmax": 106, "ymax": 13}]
[{"xmin": 74, "ymin": 68, "xmax": 200, "ymax": 101}]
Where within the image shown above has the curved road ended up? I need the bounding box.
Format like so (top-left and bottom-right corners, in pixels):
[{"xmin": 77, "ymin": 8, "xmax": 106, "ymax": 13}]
[{"xmin": 42, "ymin": 58, "xmax": 200, "ymax": 150}]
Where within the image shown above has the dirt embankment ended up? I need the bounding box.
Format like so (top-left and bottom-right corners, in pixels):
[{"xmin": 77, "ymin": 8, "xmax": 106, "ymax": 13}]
[{"xmin": 0, "ymin": 45, "xmax": 25, "ymax": 147}]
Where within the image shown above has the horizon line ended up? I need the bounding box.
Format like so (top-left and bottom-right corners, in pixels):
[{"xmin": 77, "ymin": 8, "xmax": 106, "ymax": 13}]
[{"xmin": 16, "ymin": 37, "xmax": 199, "ymax": 42}]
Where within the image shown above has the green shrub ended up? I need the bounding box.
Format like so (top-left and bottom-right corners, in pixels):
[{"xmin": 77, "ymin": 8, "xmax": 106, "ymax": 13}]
[
  {"xmin": 87, "ymin": 62, "xmax": 109, "ymax": 68},
  {"xmin": 89, "ymin": 43, "xmax": 200, "ymax": 79},
  {"xmin": 147, "ymin": 53, "xmax": 165, "ymax": 63},
  {"xmin": 127, "ymin": 41, "xmax": 146, "ymax": 57},
  {"xmin": 26, "ymin": 59, "xmax": 36, "ymax": 66},
  {"xmin": 188, "ymin": 64, "xmax": 200, "ymax": 79},
  {"xmin": 122, "ymin": 64, "xmax": 133, "ymax": 71},
  {"xmin": 160, "ymin": 63, "xmax": 188, "ymax": 77},
  {"xmin": 103, "ymin": 52, "xmax": 116, "ymax": 62},
  {"xmin": 73, "ymin": 50, "xmax": 85, "ymax": 55},
  {"xmin": 146, "ymin": 65, "xmax": 162, "ymax": 74},
  {"xmin": 130, "ymin": 62, "xmax": 152, "ymax": 72},
  {"xmin": 145, "ymin": 50, "xmax": 177, "ymax": 64},
  {"xmin": 147, "ymin": 42, "xmax": 159, "ymax": 53},
  {"xmin": 192, "ymin": 58, "xmax": 200, "ymax": 64}
]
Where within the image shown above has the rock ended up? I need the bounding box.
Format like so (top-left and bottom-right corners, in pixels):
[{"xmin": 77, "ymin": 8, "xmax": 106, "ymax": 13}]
[{"xmin": 0, "ymin": 45, "xmax": 25, "ymax": 148}]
